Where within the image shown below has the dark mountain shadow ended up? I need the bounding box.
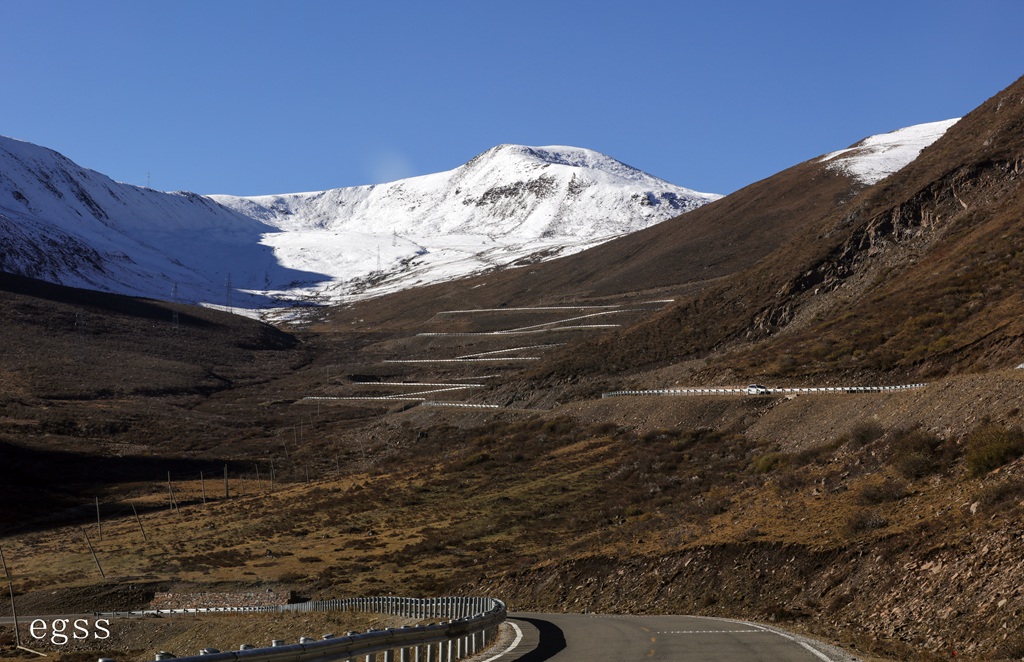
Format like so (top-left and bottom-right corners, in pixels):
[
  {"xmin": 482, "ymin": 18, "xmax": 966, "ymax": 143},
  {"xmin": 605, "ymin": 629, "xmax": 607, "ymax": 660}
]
[
  {"xmin": 0, "ymin": 270, "xmax": 217, "ymax": 328},
  {"xmin": 0, "ymin": 439, "xmax": 242, "ymax": 536},
  {"xmin": 510, "ymin": 617, "xmax": 567, "ymax": 662}
]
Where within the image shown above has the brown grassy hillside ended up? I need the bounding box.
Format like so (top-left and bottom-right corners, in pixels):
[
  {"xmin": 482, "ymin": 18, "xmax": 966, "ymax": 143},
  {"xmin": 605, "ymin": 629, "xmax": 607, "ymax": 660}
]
[
  {"xmin": 508, "ymin": 74, "xmax": 1024, "ymax": 397},
  {"xmin": 3, "ymin": 76, "xmax": 1024, "ymax": 662}
]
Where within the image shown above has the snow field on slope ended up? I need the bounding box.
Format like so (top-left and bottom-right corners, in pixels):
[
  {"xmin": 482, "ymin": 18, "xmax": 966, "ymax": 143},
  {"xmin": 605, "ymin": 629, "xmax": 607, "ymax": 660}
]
[{"xmin": 821, "ymin": 119, "xmax": 960, "ymax": 185}]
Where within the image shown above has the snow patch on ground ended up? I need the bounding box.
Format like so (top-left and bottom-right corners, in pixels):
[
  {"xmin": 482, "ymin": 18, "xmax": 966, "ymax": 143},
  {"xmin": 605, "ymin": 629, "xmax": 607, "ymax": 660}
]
[{"xmin": 821, "ymin": 119, "xmax": 959, "ymax": 185}]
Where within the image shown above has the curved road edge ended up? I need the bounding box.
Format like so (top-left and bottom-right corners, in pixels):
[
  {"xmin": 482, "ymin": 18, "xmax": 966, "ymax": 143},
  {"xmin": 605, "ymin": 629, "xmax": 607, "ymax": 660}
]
[{"xmin": 478, "ymin": 613, "xmax": 865, "ymax": 662}]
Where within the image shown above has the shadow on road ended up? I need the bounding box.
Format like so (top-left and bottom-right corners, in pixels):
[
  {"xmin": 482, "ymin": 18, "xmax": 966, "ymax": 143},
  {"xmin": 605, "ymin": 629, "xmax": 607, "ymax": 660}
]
[{"xmin": 511, "ymin": 617, "xmax": 566, "ymax": 661}]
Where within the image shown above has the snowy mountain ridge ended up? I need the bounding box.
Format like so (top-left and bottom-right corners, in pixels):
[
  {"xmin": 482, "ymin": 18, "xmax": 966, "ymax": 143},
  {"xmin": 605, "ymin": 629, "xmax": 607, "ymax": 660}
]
[
  {"xmin": 210, "ymin": 144, "xmax": 713, "ymax": 239},
  {"xmin": 0, "ymin": 136, "xmax": 719, "ymax": 313},
  {"xmin": 0, "ymin": 135, "xmax": 289, "ymax": 307},
  {"xmin": 208, "ymin": 143, "xmax": 721, "ymax": 309},
  {"xmin": 0, "ymin": 122, "xmax": 956, "ymax": 316}
]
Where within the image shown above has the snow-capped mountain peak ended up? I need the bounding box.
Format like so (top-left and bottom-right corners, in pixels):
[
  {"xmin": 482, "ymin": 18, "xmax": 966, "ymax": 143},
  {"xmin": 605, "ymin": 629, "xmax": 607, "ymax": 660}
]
[
  {"xmin": 1, "ymin": 137, "xmax": 719, "ymax": 313},
  {"xmin": 465, "ymin": 144, "xmax": 670, "ymax": 183},
  {"xmin": 211, "ymin": 143, "xmax": 718, "ymax": 241}
]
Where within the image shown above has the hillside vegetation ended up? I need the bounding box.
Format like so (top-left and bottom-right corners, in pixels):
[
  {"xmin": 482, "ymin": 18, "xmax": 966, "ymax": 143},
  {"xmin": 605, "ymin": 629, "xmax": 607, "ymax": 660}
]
[{"xmin": 2, "ymin": 76, "xmax": 1024, "ymax": 661}]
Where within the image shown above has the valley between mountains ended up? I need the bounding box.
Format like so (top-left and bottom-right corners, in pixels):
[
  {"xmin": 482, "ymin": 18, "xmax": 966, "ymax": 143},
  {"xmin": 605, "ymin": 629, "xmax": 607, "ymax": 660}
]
[{"xmin": 2, "ymin": 76, "xmax": 1024, "ymax": 661}]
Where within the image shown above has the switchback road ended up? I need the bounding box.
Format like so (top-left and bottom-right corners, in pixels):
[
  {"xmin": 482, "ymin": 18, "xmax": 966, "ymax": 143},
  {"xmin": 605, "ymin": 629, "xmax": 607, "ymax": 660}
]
[{"xmin": 485, "ymin": 613, "xmax": 845, "ymax": 662}]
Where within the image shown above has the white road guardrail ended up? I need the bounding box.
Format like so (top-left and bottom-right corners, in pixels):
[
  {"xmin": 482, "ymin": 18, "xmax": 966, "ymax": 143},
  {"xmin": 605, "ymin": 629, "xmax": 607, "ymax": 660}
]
[
  {"xmin": 97, "ymin": 596, "xmax": 505, "ymax": 662},
  {"xmin": 421, "ymin": 401, "xmax": 502, "ymax": 409},
  {"xmin": 602, "ymin": 383, "xmax": 928, "ymax": 398},
  {"xmin": 301, "ymin": 397, "xmax": 503, "ymax": 409}
]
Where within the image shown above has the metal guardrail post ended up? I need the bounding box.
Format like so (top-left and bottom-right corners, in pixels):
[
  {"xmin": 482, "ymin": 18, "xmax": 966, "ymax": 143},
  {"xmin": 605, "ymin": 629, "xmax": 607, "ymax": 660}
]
[{"xmin": 155, "ymin": 597, "xmax": 505, "ymax": 662}]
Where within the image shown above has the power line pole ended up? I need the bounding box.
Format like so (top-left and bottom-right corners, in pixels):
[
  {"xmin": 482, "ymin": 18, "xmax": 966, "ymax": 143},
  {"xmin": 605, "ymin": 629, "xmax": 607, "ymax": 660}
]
[
  {"xmin": 167, "ymin": 472, "xmax": 174, "ymax": 511},
  {"xmin": 130, "ymin": 501, "xmax": 148, "ymax": 542},
  {"xmin": 81, "ymin": 528, "xmax": 105, "ymax": 578},
  {"xmin": 171, "ymin": 283, "xmax": 180, "ymax": 329},
  {"xmin": 1, "ymin": 547, "xmax": 21, "ymax": 647}
]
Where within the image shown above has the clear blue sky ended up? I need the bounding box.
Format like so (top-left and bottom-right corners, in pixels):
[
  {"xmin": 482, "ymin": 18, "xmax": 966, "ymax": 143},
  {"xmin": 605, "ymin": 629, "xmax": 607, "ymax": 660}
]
[{"xmin": 3, "ymin": 0, "xmax": 1022, "ymax": 196}]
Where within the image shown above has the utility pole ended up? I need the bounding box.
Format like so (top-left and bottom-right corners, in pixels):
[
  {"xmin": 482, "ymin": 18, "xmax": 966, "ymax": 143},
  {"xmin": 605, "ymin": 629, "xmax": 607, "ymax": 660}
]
[
  {"xmin": 81, "ymin": 528, "xmax": 105, "ymax": 578},
  {"xmin": 1, "ymin": 547, "xmax": 21, "ymax": 647},
  {"xmin": 171, "ymin": 283, "xmax": 180, "ymax": 329},
  {"xmin": 130, "ymin": 501, "xmax": 148, "ymax": 542}
]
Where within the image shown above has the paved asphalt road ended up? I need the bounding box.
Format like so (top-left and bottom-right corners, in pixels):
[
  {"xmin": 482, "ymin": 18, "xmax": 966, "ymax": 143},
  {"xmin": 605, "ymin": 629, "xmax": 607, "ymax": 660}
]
[
  {"xmin": 487, "ymin": 613, "xmax": 837, "ymax": 662},
  {"xmin": 2, "ymin": 611, "xmax": 840, "ymax": 661}
]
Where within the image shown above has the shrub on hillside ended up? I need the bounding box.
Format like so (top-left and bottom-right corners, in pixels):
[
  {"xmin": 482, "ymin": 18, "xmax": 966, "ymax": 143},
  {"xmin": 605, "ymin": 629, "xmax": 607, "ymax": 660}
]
[
  {"xmin": 965, "ymin": 424, "xmax": 1024, "ymax": 477},
  {"xmin": 886, "ymin": 428, "xmax": 946, "ymax": 479},
  {"xmin": 844, "ymin": 422, "xmax": 885, "ymax": 448},
  {"xmin": 749, "ymin": 440, "xmax": 839, "ymax": 477},
  {"xmin": 749, "ymin": 451, "xmax": 789, "ymax": 474},
  {"xmin": 856, "ymin": 477, "xmax": 907, "ymax": 505},
  {"xmin": 844, "ymin": 507, "xmax": 888, "ymax": 535},
  {"xmin": 974, "ymin": 478, "xmax": 1024, "ymax": 517},
  {"xmin": 773, "ymin": 469, "xmax": 810, "ymax": 493}
]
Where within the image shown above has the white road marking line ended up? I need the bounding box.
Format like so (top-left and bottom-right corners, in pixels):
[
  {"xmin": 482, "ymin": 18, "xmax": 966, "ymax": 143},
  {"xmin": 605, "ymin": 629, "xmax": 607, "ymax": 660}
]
[
  {"xmin": 799, "ymin": 641, "xmax": 836, "ymax": 662},
  {"xmin": 749, "ymin": 623, "xmax": 794, "ymax": 640},
  {"xmin": 658, "ymin": 630, "xmax": 764, "ymax": 634},
  {"xmin": 478, "ymin": 621, "xmax": 524, "ymax": 662},
  {"xmin": 749, "ymin": 622, "xmax": 835, "ymax": 661}
]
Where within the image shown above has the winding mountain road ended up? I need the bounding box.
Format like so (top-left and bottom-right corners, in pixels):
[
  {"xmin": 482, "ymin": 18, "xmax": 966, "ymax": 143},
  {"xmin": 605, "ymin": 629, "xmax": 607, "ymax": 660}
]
[{"xmin": 487, "ymin": 613, "xmax": 842, "ymax": 662}]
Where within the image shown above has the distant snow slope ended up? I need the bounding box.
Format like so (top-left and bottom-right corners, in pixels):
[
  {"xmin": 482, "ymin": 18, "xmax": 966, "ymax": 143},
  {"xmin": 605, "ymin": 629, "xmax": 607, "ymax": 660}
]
[
  {"xmin": 0, "ymin": 135, "xmax": 311, "ymax": 308},
  {"xmin": 820, "ymin": 119, "xmax": 960, "ymax": 185},
  {"xmin": 0, "ymin": 137, "xmax": 716, "ymax": 312},
  {"xmin": 210, "ymin": 144, "xmax": 721, "ymax": 307}
]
